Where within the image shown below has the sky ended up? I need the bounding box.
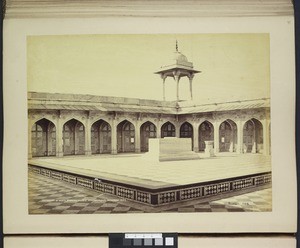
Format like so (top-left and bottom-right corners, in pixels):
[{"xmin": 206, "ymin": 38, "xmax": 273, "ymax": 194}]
[{"xmin": 27, "ymin": 34, "xmax": 270, "ymax": 102}]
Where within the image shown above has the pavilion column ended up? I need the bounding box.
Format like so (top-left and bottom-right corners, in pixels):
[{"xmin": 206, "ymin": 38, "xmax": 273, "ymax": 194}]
[
  {"xmin": 135, "ymin": 121, "xmax": 141, "ymax": 153},
  {"xmin": 28, "ymin": 119, "xmax": 32, "ymax": 159},
  {"xmin": 56, "ymin": 116, "xmax": 63, "ymax": 157},
  {"xmin": 213, "ymin": 121, "xmax": 220, "ymax": 153},
  {"xmin": 84, "ymin": 116, "xmax": 92, "ymax": 156},
  {"xmin": 193, "ymin": 123, "xmax": 199, "ymax": 152},
  {"xmin": 188, "ymin": 74, "xmax": 194, "ymax": 101},
  {"xmin": 111, "ymin": 119, "xmax": 117, "ymax": 154},
  {"xmin": 174, "ymin": 73, "xmax": 180, "ymax": 101},
  {"xmin": 162, "ymin": 75, "xmax": 166, "ymax": 101},
  {"xmin": 263, "ymin": 119, "xmax": 270, "ymax": 155},
  {"xmin": 236, "ymin": 120, "xmax": 244, "ymax": 154}
]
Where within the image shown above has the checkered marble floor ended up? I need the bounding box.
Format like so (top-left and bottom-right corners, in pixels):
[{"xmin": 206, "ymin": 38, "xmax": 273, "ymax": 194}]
[
  {"xmin": 28, "ymin": 171, "xmax": 272, "ymax": 214},
  {"xmin": 29, "ymin": 154, "xmax": 271, "ymax": 188}
]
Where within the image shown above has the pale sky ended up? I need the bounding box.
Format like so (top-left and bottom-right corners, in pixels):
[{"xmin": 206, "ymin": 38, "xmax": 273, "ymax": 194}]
[{"xmin": 27, "ymin": 34, "xmax": 270, "ymax": 102}]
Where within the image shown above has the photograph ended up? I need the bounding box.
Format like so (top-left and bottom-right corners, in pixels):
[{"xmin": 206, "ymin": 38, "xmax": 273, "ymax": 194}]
[{"xmin": 27, "ymin": 33, "xmax": 272, "ymax": 214}]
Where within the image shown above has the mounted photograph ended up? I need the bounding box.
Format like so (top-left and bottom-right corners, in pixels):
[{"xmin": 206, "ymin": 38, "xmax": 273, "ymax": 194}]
[{"xmin": 27, "ymin": 33, "xmax": 272, "ymax": 214}]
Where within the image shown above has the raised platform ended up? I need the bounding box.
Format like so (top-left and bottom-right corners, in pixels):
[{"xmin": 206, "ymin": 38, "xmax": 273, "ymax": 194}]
[{"xmin": 28, "ymin": 154, "xmax": 272, "ymax": 206}]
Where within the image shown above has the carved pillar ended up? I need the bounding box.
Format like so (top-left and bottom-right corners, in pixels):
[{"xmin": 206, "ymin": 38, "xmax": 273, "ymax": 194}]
[
  {"xmin": 28, "ymin": 119, "xmax": 32, "ymax": 159},
  {"xmin": 193, "ymin": 122, "xmax": 199, "ymax": 152},
  {"xmin": 188, "ymin": 74, "xmax": 194, "ymax": 101},
  {"xmin": 236, "ymin": 120, "xmax": 244, "ymax": 154},
  {"xmin": 135, "ymin": 120, "xmax": 141, "ymax": 153},
  {"xmin": 111, "ymin": 119, "xmax": 117, "ymax": 155},
  {"xmin": 213, "ymin": 121, "xmax": 220, "ymax": 153},
  {"xmin": 174, "ymin": 72, "xmax": 180, "ymax": 101},
  {"xmin": 162, "ymin": 74, "xmax": 167, "ymax": 101},
  {"xmin": 56, "ymin": 115, "xmax": 63, "ymax": 157},
  {"xmin": 85, "ymin": 115, "xmax": 91, "ymax": 156},
  {"xmin": 156, "ymin": 121, "xmax": 161, "ymax": 139}
]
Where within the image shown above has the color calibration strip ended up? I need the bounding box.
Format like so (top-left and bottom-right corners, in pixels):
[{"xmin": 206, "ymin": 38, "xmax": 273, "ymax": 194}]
[{"xmin": 109, "ymin": 233, "xmax": 178, "ymax": 248}]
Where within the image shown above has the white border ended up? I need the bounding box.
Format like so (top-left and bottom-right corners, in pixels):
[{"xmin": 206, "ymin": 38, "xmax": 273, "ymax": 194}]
[{"xmin": 3, "ymin": 16, "xmax": 297, "ymax": 234}]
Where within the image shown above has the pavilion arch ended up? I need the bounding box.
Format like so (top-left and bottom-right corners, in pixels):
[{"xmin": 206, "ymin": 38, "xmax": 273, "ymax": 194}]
[
  {"xmin": 91, "ymin": 119, "xmax": 112, "ymax": 154},
  {"xmin": 199, "ymin": 120, "xmax": 214, "ymax": 152},
  {"xmin": 219, "ymin": 119, "xmax": 237, "ymax": 152},
  {"xmin": 63, "ymin": 118, "xmax": 85, "ymax": 155},
  {"xmin": 180, "ymin": 122, "xmax": 193, "ymax": 150},
  {"xmin": 243, "ymin": 118, "xmax": 263, "ymax": 153},
  {"xmin": 140, "ymin": 121, "xmax": 157, "ymax": 152},
  {"xmin": 117, "ymin": 120, "xmax": 135, "ymax": 153},
  {"xmin": 161, "ymin": 121, "xmax": 176, "ymax": 138},
  {"xmin": 31, "ymin": 118, "xmax": 56, "ymax": 157}
]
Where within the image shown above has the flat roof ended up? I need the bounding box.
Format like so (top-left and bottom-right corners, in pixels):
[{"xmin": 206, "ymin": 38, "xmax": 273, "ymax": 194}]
[{"xmin": 28, "ymin": 92, "xmax": 270, "ymax": 114}]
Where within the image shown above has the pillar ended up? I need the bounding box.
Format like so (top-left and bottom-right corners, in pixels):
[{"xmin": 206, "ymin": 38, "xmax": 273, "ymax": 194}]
[
  {"xmin": 213, "ymin": 121, "xmax": 220, "ymax": 153},
  {"xmin": 175, "ymin": 123, "xmax": 180, "ymax": 138},
  {"xmin": 28, "ymin": 119, "xmax": 32, "ymax": 159},
  {"xmin": 47, "ymin": 126, "xmax": 52, "ymax": 156},
  {"xmin": 193, "ymin": 123, "xmax": 199, "ymax": 152},
  {"xmin": 135, "ymin": 121, "xmax": 141, "ymax": 153},
  {"xmin": 156, "ymin": 122, "xmax": 161, "ymax": 138},
  {"xmin": 174, "ymin": 74, "xmax": 180, "ymax": 101},
  {"xmin": 111, "ymin": 119, "xmax": 117, "ymax": 154},
  {"xmin": 56, "ymin": 116, "xmax": 63, "ymax": 157},
  {"xmin": 162, "ymin": 76, "xmax": 166, "ymax": 101},
  {"xmin": 188, "ymin": 74, "xmax": 194, "ymax": 101},
  {"xmin": 236, "ymin": 120, "xmax": 244, "ymax": 154},
  {"xmin": 85, "ymin": 117, "xmax": 92, "ymax": 156}
]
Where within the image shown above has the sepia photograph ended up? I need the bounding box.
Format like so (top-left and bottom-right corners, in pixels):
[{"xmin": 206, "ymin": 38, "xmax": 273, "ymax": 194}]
[{"xmin": 27, "ymin": 33, "xmax": 272, "ymax": 214}]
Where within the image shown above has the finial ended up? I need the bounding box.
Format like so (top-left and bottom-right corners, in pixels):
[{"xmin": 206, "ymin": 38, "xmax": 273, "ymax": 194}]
[{"xmin": 176, "ymin": 40, "xmax": 178, "ymax": 52}]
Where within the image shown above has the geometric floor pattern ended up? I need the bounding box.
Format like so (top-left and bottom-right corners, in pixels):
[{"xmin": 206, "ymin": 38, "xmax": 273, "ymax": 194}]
[{"xmin": 28, "ymin": 172, "xmax": 272, "ymax": 214}]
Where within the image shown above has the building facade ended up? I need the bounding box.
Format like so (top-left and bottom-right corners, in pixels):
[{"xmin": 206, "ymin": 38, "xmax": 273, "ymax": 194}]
[{"xmin": 28, "ymin": 92, "xmax": 270, "ymax": 158}]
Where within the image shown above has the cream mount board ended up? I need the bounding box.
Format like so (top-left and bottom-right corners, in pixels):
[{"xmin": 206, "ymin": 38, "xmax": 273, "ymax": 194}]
[
  {"xmin": 3, "ymin": 15, "xmax": 297, "ymax": 234},
  {"xmin": 3, "ymin": 236, "xmax": 297, "ymax": 248}
]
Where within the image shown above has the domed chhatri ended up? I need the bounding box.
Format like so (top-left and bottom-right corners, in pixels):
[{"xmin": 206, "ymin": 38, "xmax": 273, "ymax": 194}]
[
  {"xmin": 155, "ymin": 41, "xmax": 201, "ymax": 102},
  {"xmin": 173, "ymin": 51, "xmax": 188, "ymax": 62}
]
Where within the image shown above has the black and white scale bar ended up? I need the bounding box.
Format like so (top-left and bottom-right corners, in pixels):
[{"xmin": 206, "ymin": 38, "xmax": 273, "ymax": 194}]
[{"xmin": 109, "ymin": 233, "xmax": 178, "ymax": 248}]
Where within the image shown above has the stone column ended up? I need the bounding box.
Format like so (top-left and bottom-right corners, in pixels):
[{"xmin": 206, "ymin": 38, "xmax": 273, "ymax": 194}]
[
  {"xmin": 174, "ymin": 73, "xmax": 180, "ymax": 101},
  {"xmin": 193, "ymin": 123, "xmax": 199, "ymax": 152},
  {"xmin": 85, "ymin": 116, "xmax": 92, "ymax": 156},
  {"xmin": 111, "ymin": 119, "xmax": 117, "ymax": 154},
  {"xmin": 156, "ymin": 121, "xmax": 161, "ymax": 138},
  {"xmin": 188, "ymin": 74, "xmax": 194, "ymax": 101},
  {"xmin": 263, "ymin": 119, "xmax": 270, "ymax": 155},
  {"xmin": 28, "ymin": 119, "xmax": 32, "ymax": 159},
  {"xmin": 47, "ymin": 127, "xmax": 52, "ymax": 156},
  {"xmin": 135, "ymin": 121, "xmax": 141, "ymax": 153},
  {"xmin": 175, "ymin": 123, "xmax": 180, "ymax": 138},
  {"xmin": 236, "ymin": 120, "xmax": 244, "ymax": 154},
  {"xmin": 162, "ymin": 75, "xmax": 166, "ymax": 101},
  {"xmin": 56, "ymin": 116, "xmax": 64, "ymax": 157},
  {"xmin": 213, "ymin": 121, "xmax": 220, "ymax": 153}
]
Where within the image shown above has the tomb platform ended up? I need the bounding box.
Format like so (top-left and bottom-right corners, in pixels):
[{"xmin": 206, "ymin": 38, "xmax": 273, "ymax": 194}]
[{"xmin": 28, "ymin": 154, "xmax": 271, "ymax": 206}]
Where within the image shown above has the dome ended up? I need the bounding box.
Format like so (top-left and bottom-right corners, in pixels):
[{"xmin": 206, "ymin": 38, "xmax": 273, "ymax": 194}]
[{"xmin": 173, "ymin": 51, "xmax": 188, "ymax": 62}]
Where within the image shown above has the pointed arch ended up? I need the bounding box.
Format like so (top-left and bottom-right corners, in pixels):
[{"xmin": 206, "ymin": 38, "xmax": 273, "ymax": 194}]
[
  {"xmin": 31, "ymin": 118, "xmax": 56, "ymax": 157},
  {"xmin": 180, "ymin": 122, "xmax": 193, "ymax": 150},
  {"xmin": 199, "ymin": 120, "xmax": 214, "ymax": 152},
  {"xmin": 140, "ymin": 121, "xmax": 157, "ymax": 152},
  {"xmin": 243, "ymin": 118, "xmax": 263, "ymax": 153},
  {"xmin": 117, "ymin": 120, "xmax": 135, "ymax": 153},
  {"xmin": 63, "ymin": 118, "xmax": 85, "ymax": 155},
  {"xmin": 219, "ymin": 119, "xmax": 237, "ymax": 152},
  {"xmin": 161, "ymin": 121, "xmax": 176, "ymax": 138},
  {"xmin": 91, "ymin": 119, "xmax": 112, "ymax": 154}
]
